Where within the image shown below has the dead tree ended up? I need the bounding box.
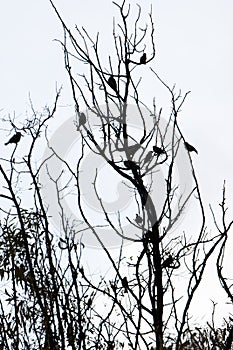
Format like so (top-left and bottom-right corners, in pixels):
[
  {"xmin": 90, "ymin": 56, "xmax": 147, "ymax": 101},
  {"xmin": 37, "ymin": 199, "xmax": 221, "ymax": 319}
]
[{"xmin": 46, "ymin": 0, "xmax": 231, "ymax": 349}]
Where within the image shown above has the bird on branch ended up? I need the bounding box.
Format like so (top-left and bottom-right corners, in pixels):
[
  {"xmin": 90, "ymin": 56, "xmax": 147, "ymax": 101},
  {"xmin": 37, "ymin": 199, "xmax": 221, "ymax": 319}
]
[
  {"xmin": 153, "ymin": 145, "xmax": 166, "ymax": 156},
  {"xmin": 143, "ymin": 151, "xmax": 153, "ymax": 165},
  {"xmin": 184, "ymin": 141, "xmax": 198, "ymax": 154},
  {"xmin": 162, "ymin": 254, "xmax": 180, "ymax": 269},
  {"xmin": 79, "ymin": 112, "xmax": 87, "ymax": 127},
  {"xmin": 108, "ymin": 75, "xmax": 118, "ymax": 93},
  {"xmin": 5, "ymin": 132, "xmax": 22, "ymax": 146},
  {"xmin": 162, "ymin": 255, "xmax": 174, "ymax": 268},
  {"xmin": 140, "ymin": 52, "xmax": 147, "ymax": 64},
  {"xmin": 122, "ymin": 277, "xmax": 128, "ymax": 293},
  {"xmin": 124, "ymin": 160, "xmax": 140, "ymax": 171},
  {"xmin": 135, "ymin": 214, "xmax": 143, "ymax": 225},
  {"xmin": 86, "ymin": 297, "xmax": 92, "ymax": 310}
]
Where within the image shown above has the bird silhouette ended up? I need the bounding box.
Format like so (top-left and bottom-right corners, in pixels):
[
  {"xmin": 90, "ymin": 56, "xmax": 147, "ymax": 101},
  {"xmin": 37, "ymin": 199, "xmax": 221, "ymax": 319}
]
[
  {"xmin": 79, "ymin": 112, "xmax": 86, "ymax": 126},
  {"xmin": 122, "ymin": 277, "xmax": 128, "ymax": 293},
  {"xmin": 184, "ymin": 142, "xmax": 198, "ymax": 154},
  {"xmin": 5, "ymin": 132, "xmax": 22, "ymax": 146},
  {"xmin": 140, "ymin": 53, "xmax": 147, "ymax": 64},
  {"xmin": 124, "ymin": 160, "xmax": 140, "ymax": 170},
  {"xmin": 87, "ymin": 297, "xmax": 92, "ymax": 309},
  {"xmin": 153, "ymin": 145, "xmax": 166, "ymax": 156},
  {"xmin": 135, "ymin": 214, "xmax": 143, "ymax": 225},
  {"xmin": 162, "ymin": 255, "xmax": 174, "ymax": 268},
  {"xmin": 143, "ymin": 151, "xmax": 153, "ymax": 165},
  {"xmin": 108, "ymin": 75, "xmax": 117, "ymax": 93}
]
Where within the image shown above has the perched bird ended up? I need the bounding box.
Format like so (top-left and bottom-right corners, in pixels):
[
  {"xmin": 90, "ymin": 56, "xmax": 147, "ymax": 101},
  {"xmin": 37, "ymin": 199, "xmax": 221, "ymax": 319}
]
[
  {"xmin": 87, "ymin": 297, "xmax": 92, "ymax": 309},
  {"xmin": 110, "ymin": 282, "xmax": 117, "ymax": 293},
  {"xmin": 124, "ymin": 160, "xmax": 139, "ymax": 170},
  {"xmin": 162, "ymin": 255, "xmax": 174, "ymax": 268},
  {"xmin": 79, "ymin": 112, "xmax": 86, "ymax": 127},
  {"xmin": 5, "ymin": 132, "xmax": 22, "ymax": 146},
  {"xmin": 143, "ymin": 151, "xmax": 153, "ymax": 165},
  {"xmin": 184, "ymin": 141, "xmax": 198, "ymax": 154},
  {"xmin": 122, "ymin": 276, "xmax": 128, "ymax": 293},
  {"xmin": 153, "ymin": 145, "xmax": 166, "ymax": 156},
  {"xmin": 135, "ymin": 214, "xmax": 143, "ymax": 225},
  {"xmin": 140, "ymin": 53, "xmax": 147, "ymax": 64},
  {"xmin": 107, "ymin": 75, "xmax": 117, "ymax": 93}
]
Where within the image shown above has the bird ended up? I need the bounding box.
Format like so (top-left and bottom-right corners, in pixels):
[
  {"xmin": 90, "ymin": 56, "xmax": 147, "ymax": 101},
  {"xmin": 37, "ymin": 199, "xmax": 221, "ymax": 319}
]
[
  {"xmin": 162, "ymin": 255, "xmax": 174, "ymax": 268},
  {"xmin": 153, "ymin": 145, "xmax": 166, "ymax": 156},
  {"xmin": 79, "ymin": 112, "xmax": 86, "ymax": 127},
  {"xmin": 135, "ymin": 214, "xmax": 143, "ymax": 225},
  {"xmin": 124, "ymin": 160, "xmax": 140, "ymax": 170},
  {"xmin": 107, "ymin": 75, "xmax": 117, "ymax": 93},
  {"xmin": 143, "ymin": 151, "xmax": 153, "ymax": 165},
  {"xmin": 122, "ymin": 276, "xmax": 128, "ymax": 293},
  {"xmin": 5, "ymin": 132, "xmax": 22, "ymax": 146},
  {"xmin": 184, "ymin": 141, "xmax": 198, "ymax": 154},
  {"xmin": 87, "ymin": 297, "xmax": 92, "ymax": 309},
  {"xmin": 140, "ymin": 53, "xmax": 147, "ymax": 64}
]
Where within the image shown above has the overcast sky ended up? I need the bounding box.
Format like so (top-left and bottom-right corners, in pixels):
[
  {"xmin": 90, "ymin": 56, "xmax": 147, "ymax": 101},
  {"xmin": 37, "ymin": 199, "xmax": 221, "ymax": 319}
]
[
  {"xmin": 1, "ymin": 0, "xmax": 232, "ymax": 203},
  {"xmin": 1, "ymin": 0, "xmax": 233, "ymax": 325}
]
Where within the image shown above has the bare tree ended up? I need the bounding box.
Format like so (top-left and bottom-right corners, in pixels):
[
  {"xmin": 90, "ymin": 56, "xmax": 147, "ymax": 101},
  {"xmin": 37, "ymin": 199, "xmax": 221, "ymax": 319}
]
[{"xmin": 0, "ymin": 1, "xmax": 232, "ymax": 349}]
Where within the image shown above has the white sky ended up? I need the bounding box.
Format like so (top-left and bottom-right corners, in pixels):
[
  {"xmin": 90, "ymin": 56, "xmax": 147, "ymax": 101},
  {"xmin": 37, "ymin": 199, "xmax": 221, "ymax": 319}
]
[
  {"xmin": 1, "ymin": 0, "xmax": 232, "ymax": 203},
  {"xmin": 0, "ymin": 0, "xmax": 233, "ymax": 326}
]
